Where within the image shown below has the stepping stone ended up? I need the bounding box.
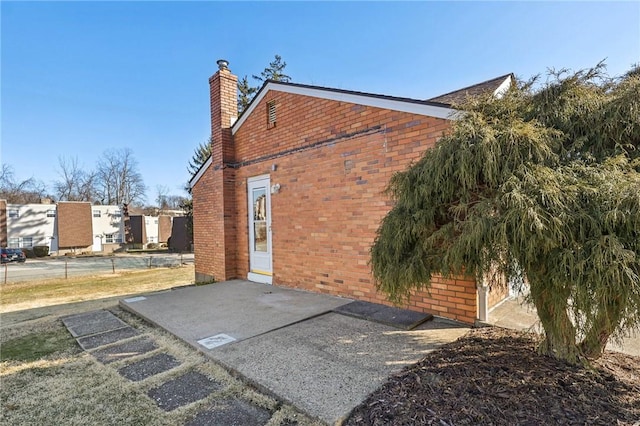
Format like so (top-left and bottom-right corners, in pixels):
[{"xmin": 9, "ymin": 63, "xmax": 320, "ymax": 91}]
[
  {"xmin": 148, "ymin": 371, "xmax": 222, "ymax": 411},
  {"xmin": 61, "ymin": 310, "xmax": 129, "ymax": 338},
  {"xmin": 77, "ymin": 326, "xmax": 140, "ymax": 350},
  {"xmin": 118, "ymin": 353, "xmax": 180, "ymax": 382},
  {"xmin": 185, "ymin": 398, "xmax": 271, "ymax": 426},
  {"xmin": 333, "ymin": 300, "xmax": 433, "ymax": 330},
  {"xmin": 91, "ymin": 337, "xmax": 158, "ymax": 364}
]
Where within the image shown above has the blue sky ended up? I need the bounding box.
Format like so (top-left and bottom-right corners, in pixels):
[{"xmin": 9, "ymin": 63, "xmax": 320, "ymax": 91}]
[{"xmin": 2, "ymin": 1, "xmax": 639, "ymax": 204}]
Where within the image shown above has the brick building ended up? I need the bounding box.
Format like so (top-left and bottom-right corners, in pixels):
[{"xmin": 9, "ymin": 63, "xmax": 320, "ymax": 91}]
[
  {"xmin": 126, "ymin": 213, "xmax": 181, "ymax": 248},
  {"xmin": 190, "ymin": 60, "xmax": 512, "ymax": 324}
]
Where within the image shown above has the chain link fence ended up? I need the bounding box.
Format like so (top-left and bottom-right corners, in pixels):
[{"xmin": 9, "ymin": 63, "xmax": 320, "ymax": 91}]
[{"xmin": 2, "ymin": 253, "xmax": 193, "ymax": 284}]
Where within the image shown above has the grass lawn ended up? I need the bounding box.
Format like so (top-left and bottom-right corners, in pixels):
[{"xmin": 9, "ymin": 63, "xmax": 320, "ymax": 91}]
[
  {"xmin": 0, "ymin": 273, "xmax": 319, "ymax": 426},
  {"xmin": 0, "ymin": 326, "xmax": 75, "ymax": 362},
  {"xmin": 0, "ymin": 265, "xmax": 195, "ymax": 313},
  {"xmin": 1, "ymin": 309, "xmax": 315, "ymax": 426}
]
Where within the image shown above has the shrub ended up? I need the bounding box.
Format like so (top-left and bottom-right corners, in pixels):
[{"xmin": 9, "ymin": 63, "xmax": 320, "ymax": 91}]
[
  {"xmin": 146, "ymin": 243, "xmax": 159, "ymax": 250},
  {"xmin": 33, "ymin": 246, "xmax": 49, "ymax": 257}
]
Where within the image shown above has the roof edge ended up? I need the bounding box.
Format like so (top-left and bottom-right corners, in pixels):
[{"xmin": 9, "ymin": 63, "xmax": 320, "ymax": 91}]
[
  {"xmin": 232, "ymin": 81, "xmax": 456, "ymax": 134},
  {"xmin": 189, "ymin": 156, "xmax": 213, "ymax": 188},
  {"xmin": 492, "ymin": 75, "xmax": 513, "ymax": 99},
  {"xmin": 427, "ymin": 73, "xmax": 515, "ymax": 104}
]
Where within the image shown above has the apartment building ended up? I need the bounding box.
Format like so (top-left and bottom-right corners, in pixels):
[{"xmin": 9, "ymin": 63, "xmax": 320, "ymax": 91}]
[
  {"xmin": 0, "ymin": 200, "xmax": 185, "ymax": 255},
  {"xmin": 4, "ymin": 202, "xmax": 57, "ymax": 251}
]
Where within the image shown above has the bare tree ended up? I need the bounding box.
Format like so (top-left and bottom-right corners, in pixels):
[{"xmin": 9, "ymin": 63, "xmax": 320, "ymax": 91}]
[
  {"xmin": 156, "ymin": 184, "xmax": 170, "ymax": 210},
  {"xmin": 54, "ymin": 156, "xmax": 96, "ymax": 201},
  {"xmin": 0, "ymin": 164, "xmax": 50, "ymax": 203},
  {"xmin": 95, "ymin": 148, "xmax": 146, "ymax": 206},
  {"xmin": 156, "ymin": 184, "xmax": 187, "ymax": 211}
]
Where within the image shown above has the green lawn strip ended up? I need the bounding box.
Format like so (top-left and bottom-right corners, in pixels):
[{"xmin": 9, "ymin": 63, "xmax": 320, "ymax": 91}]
[{"xmin": 0, "ymin": 326, "xmax": 77, "ymax": 362}]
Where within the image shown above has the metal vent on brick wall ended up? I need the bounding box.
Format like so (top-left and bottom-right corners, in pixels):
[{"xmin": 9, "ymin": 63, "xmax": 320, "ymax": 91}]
[{"xmin": 267, "ymin": 100, "xmax": 276, "ymax": 127}]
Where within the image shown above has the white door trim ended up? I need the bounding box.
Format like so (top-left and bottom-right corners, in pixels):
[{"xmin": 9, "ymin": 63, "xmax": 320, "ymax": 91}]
[{"xmin": 247, "ymin": 174, "xmax": 272, "ymax": 284}]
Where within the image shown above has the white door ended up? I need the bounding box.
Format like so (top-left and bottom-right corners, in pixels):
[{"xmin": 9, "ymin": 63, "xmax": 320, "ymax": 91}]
[
  {"xmin": 92, "ymin": 235, "xmax": 103, "ymax": 252},
  {"xmin": 247, "ymin": 175, "xmax": 272, "ymax": 284}
]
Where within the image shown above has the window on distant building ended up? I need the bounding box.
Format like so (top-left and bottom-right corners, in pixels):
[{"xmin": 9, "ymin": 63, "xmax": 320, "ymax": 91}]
[
  {"xmin": 113, "ymin": 210, "xmax": 121, "ymax": 217},
  {"xmin": 7, "ymin": 237, "xmax": 32, "ymax": 248},
  {"xmin": 47, "ymin": 209, "xmax": 56, "ymax": 218},
  {"xmin": 8, "ymin": 209, "xmax": 19, "ymax": 218},
  {"xmin": 154, "ymin": 219, "xmax": 158, "ymax": 224},
  {"xmin": 105, "ymin": 233, "xmax": 122, "ymax": 244},
  {"xmin": 93, "ymin": 210, "xmax": 101, "ymax": 218}
]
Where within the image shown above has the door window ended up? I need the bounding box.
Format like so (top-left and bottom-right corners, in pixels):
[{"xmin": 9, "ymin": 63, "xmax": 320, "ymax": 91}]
[{"xmin": 252, "ymin": 189, "xmax": 267, "ymax": 252}]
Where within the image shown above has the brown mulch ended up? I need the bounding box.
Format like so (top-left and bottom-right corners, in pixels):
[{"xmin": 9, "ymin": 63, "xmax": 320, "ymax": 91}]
[{"xmin": 345, "ymin": 327, "xmax": 640, "ymax": 425}]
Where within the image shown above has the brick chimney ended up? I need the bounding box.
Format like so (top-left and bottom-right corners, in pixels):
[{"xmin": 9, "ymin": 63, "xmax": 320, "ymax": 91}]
[
  {"xmin": 193, "ymin": 59, "xmax": 239, "ymax": 283},
  {"xmin": 209, "ymin": 59, "xmax": 238, "ymax": 166}
]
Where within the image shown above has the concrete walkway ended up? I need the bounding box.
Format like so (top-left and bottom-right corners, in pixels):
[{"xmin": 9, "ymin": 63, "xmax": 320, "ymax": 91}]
[
  {"xmin": 60, "ymin": 309, "xmax": 274, "ymax": 425},
  {"xmin": 120, "ymin": 280, "xmax": 469, "ymax": 424}
]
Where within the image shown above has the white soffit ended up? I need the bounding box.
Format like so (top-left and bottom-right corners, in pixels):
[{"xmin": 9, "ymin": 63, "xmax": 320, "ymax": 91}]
[
  {"xmin": 232, "ymin": 82, "xmax": 456, "ymax": 134},
  {"xmin": 493, "ymin": 75, "xmax": 513, "ymax": 99}
]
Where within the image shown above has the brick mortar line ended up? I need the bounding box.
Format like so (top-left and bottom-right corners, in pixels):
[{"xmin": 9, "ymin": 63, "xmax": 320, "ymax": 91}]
[{"xmin": 213, "ymin": 125, "xmax": 384, "ymax": 171}]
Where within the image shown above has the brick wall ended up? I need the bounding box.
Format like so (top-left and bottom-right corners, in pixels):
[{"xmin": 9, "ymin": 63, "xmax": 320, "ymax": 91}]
[
  {"xmin": 158, "ymin": 216, "xmax": 172, "ymax": 243},
  {"xmin": 193, "ymin": 71, "xmax": 486, "ymax": 323},
  {"xmin": 227, "ymin": 91, "xmax": 478, "ymax": 323},
  {"xmin": 57, "ymin": 202, "xmax": 92, "ymax": 248},
  {"xmin": 487, "ymin": 270, "xmax": 510, "ymax": 309},
  {"xmin": 191, "ymin": 61, "xmax": 504, "ymax": 323}
]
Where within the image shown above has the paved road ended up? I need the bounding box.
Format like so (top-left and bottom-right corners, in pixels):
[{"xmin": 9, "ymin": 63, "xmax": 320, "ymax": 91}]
[{"xmin": 1, "ymin": 253, "xmax": 194, "ymax": 283}]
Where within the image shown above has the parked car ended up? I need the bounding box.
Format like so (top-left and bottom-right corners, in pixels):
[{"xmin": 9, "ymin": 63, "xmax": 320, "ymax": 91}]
[{"xmin": 1, "ymin": 248, "xmax": 27, "ymax": 264}]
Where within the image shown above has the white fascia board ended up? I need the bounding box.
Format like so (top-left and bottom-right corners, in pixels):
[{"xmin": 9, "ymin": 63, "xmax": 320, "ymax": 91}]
[
  {"xmin": 189, "ymin": 156, "xmax": 213, "ymax": 188},
  {"xmin": 493, "ymin": 75, "xmax": 512, "ymax": 99},
  {"xmin": 232, "ymin": 83, "xmax": 456, "ymax": 135}
]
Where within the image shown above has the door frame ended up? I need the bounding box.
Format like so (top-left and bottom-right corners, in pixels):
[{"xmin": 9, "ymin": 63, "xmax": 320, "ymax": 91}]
[{"xmin": 247, "ymin": 174, "xmax": 273, "ymax": 284}]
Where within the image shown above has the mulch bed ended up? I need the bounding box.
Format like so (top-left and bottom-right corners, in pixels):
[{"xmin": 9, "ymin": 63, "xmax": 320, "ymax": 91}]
[{"xmin": 345, "ymin": 327, "xmax": 640, "ymax": 425}]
